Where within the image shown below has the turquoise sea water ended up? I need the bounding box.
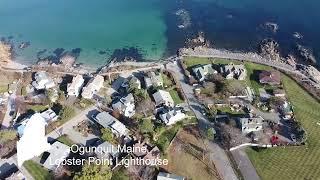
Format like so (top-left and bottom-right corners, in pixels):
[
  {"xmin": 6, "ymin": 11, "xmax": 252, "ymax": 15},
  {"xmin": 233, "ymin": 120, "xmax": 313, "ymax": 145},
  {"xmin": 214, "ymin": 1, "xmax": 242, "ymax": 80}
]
[
  {"xmin": 0, "ymin": 0, "xmax": 167, "ymax": 67},
  {"xmin": 1, "ymin": 0, "xmax": 320, "ymax": 66}
]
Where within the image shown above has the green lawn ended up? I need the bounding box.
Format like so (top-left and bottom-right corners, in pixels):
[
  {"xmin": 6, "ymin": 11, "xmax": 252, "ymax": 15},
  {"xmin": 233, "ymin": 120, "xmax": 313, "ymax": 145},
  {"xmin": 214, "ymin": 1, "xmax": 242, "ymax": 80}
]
[
  {"xmin": 169, "ymin": 89, "xmax": 184, "ymax": 104},
  {"xmin": 0, "ymin": 84, "xmax": 8, "ymax": 93},
  {"xmin": 23, "ymin": 160, "xmax": 53, "ymax": 180},
  {"xmin": 244, "ymin": 63, "xmax": 273, "ymax": 94},
  {"xmin": 56, "ymin": 134, "xmax": 74, "ymax": 146},
  {"xmin": 247, "ymin": 74, "xmax": 320, "ymax": 180},
  {"xmin": 183, "ymin": 57, "xmax": 240, "ymax": 68},
  {"xmin": 28, "ymin": 104, "xmax": 48, "ymax": 112}
]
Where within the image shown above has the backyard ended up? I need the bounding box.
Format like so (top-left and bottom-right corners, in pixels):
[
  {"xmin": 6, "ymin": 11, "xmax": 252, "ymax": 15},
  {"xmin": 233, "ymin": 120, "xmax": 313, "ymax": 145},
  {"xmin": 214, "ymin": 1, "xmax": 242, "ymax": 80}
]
[
  {"xmin": 162, "ymin": 126, "xmax": 220, "ymax": 180},
  {"xmin": 23, "ymin": 160, "xmax": 53, "ymax": 180},
  {"xmin": 246, "ymin": 74, "xmax": 320, "ymax": 179}
]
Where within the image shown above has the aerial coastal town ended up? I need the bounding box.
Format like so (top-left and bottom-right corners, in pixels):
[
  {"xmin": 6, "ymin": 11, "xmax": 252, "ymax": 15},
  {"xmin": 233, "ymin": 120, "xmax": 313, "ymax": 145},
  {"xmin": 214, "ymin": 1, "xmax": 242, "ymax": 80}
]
[{"xmin": 1, "ymin": 32, "xmax": 320, "ymax": 180}]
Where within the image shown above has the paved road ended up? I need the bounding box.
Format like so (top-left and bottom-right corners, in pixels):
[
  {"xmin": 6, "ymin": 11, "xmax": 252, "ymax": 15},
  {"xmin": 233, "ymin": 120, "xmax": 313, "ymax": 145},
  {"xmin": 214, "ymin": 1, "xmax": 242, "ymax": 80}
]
[
  {"xmin": 231, "ymin": 148, "xmax": 261, "ymax": 180},
  {"xmin": 166, "ymin": 61, "xmax": 238, "ymax": 180},
  {"xmin": 1, "ymin": 94, "xmax": 16, "ymax": 129}
]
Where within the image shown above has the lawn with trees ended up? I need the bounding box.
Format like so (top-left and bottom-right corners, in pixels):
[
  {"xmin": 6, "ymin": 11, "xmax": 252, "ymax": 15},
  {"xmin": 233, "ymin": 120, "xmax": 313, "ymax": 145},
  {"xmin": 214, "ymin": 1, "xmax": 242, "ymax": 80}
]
[{"xmin": 247, "ymin": 74, "xmax": 320, "ymax": 179}]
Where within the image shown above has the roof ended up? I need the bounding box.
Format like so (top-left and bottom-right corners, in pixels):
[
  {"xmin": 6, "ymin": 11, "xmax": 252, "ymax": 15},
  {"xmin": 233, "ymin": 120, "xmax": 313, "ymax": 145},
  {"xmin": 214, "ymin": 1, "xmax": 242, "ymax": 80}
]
[
  {"xmin": 94, "ymin": 112, "xmax": 117, "ymax": 128},
  {"xmin": 82, "ymin": 75, "xmax": 104, "ymax": 98},
  {"xmin": 241, "ymin": 117, "xmax": 264, "ymax": 127},
  {"xmin": 153, "ymin": 90, "xmax": 174, "ymax": 106},
  {"xmin": 67, "ymin": 75, "xmax": 84, "ymax": 95},
  {"xmin": 96, "ymin": 141, "xmax": 119, "ymax": 157},
  {"xmin": 192, "ymin": 64, "xmax": 215, "ymax": 80},
  {"xmin": 259, "ymin": 70, "xmax": 281, "ymax": 85},
  {"xmin": 110, "ymin": 121, "xmax": 128, "ymax": 137},
  {"xmin": 157, "ymin": 172, "xmax": 185, "ymax": 180},
  {"xmin": 16, "ymin": 113, "xmax": 51, "ymax": 167},
  {"xmin": 40, "ymin": 109, "xmax": 58, "ymax": 123},
  {"xmin": 43, "ymin": 141, "xmax": 70, "ymax": 170}
]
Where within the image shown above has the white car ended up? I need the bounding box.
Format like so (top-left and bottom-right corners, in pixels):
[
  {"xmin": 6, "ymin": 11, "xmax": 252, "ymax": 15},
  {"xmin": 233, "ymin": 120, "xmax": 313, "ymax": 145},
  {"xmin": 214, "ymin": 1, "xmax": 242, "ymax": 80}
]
[{"xmin": 290, "ymin": 134, "xmax": 297, "ymax": 142}]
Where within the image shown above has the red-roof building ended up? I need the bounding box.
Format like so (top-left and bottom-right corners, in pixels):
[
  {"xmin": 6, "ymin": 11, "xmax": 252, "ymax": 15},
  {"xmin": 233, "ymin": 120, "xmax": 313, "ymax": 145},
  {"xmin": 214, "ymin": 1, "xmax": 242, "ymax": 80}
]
[{"xmin": 259, "ymin": 70, "xmax": 281, "ymax": 85}]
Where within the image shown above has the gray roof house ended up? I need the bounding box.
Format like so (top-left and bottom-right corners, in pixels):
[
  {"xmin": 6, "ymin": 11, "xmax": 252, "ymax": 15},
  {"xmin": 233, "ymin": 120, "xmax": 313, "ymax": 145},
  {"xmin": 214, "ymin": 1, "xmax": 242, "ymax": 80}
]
[
  {"xmin": 42, "ymin": 141, "xmax": 70, "ymax": 171},
  {"xmin": 240, "ymin": 116, "xmax": 264, "ymax": 134},
  {"xmin": 112, "ymin": 93, "xmax": 135, "ymax": 117},
  {"xmin": 157, "ymin": 172, "xmax": 185, "ymax": 180},
  {"xmin": 144, "ymin": 72, "xmax": 163, "ymax": 88},
  {"xmin": 221, "ymin": 63, "xmax": 247, "ymax": 80},
  {"xmin": 153, "ymin": 90, "xmax": 174, "ymax": 107},
  {"xmin": 192, "ymin": 64, "xmax": 217, "ymax": 81},
  {"xmin": 93, "ymin": 112, "xmax": 129, "ymax": 137},
  {"xmin": 96, "ymin": 141, "xmax": 119, "ymax": 159}
]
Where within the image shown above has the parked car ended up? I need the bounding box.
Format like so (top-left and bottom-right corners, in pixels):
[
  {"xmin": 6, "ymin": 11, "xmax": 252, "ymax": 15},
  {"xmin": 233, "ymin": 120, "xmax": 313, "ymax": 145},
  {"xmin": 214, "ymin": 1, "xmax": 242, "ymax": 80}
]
[{"xmin": 290, "ymin": 134, "xmax": 297, "ymax": 142}]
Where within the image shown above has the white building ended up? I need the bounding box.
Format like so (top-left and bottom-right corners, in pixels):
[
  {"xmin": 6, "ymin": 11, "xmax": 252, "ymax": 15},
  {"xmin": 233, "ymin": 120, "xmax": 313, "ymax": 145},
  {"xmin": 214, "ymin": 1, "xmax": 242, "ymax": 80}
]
[
  {"xmin": 81, "ymin": 75, "xmax": 104, "ymax": 99},
  {"xmin": 153, "ymin": 90, "xmax": 174, "ymax": 107},
  {"xmin": 40, "ymin": 109, "xmax": 58, "ymax": 123},
  {"xmin": 159, "ymin": 108, "xmax": 186, "ymax": 125},
  {"xmin": 67, "ymin": 75, "xmax": 84, "ymax": 97},
  {"xmin": 157, "ymin": 172, "xmax": 185, "ymax": 180},
  {"xmin": 16, "ymin": 113, "xmax": 51, "ymax": 167},
  {"xmin": 240, "ymin": 116, "xmax": 264, "ymax": 134},
  {"xmin": 221, "ymin": 64, "xmax": 247, "ymax": 80},
  {"xmin": 112, "ymin": 93, "xmax": 135, "ymax": 117},
  {"xmin": 42, "ymin": 141, "xmax": 70, "ymax": 171},
  {"xmin": 32, "ymin": 71, "xmax": 55, "ymax": 90}
]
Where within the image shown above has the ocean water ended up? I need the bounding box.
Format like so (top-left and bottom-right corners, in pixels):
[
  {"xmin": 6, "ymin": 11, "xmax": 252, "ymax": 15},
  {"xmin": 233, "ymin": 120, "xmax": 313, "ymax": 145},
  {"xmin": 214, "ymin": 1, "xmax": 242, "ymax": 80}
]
[
  {"xmin": 0, "ymin": 0, "xmax": 319, "ymax": 67},
  {"xmin": 0, "ymin": 0, "xmax": 168, "ymax": 67}
]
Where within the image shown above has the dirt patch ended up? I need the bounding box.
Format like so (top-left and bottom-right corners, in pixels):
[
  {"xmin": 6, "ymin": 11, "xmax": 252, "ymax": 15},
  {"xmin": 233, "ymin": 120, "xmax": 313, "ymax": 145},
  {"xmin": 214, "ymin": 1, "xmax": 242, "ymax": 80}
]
[{"xmin": 162, "ymin": 126, "xmax": 221, "ymax": 180}]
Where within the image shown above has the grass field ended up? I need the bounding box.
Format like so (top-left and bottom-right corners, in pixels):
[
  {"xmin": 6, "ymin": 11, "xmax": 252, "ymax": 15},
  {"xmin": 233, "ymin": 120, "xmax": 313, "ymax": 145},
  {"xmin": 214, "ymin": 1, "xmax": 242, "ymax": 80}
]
[
  {"xmin": 169, "ymin": 89, "xmax": 184, "ymax": 104},
  {"xmin": 57, "ymin": 134, "xmax": 74, "ymax": 146},
  {"xmin": 163, "ymin": 126, "xmax": 220, "ymax": 180},
  {"xmin": 24, "ymin": 160, "xmax": 53, "ymax": 180},
  {"xmin": 183, "ymin": 57, "xmax": 240, "ymax": 68},
  {"xmin": 246, "ymin": 74, "xmax": 320, "ymax": 180}
]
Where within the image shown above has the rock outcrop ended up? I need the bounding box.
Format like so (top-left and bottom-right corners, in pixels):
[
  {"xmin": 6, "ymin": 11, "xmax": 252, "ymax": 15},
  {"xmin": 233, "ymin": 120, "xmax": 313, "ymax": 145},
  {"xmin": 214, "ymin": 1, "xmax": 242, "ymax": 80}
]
[
  {"xmin": 259, "ymin": 39, "xmax": 281, "ymax": 62},
  {"xmin": 296, "ymin": 44, "xmax": 316, "ymax": 64},
  {"xmin": 0, "ymin": 42, "xmax": 12, "ymax": 64}
]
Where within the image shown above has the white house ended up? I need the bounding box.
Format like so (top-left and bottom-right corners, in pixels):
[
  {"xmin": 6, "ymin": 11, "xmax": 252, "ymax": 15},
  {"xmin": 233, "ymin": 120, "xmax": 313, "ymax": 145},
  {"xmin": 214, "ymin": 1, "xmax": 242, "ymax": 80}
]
[
  {"xmin": 32, "ymin": 71, "xmax": 55, "ymax": 90},
  {"xmin": 16, "ymin": 113, "xmax": 51, "ymax": 167},
  {"xmin": 81, "ymin": 75, "xmax": 104, "ymax": 99},
  {"xmin": 153, "ymin": 90, "xmax": 174, "ymax": 107},
  {"xmin": 221, "ymin": 64, "xmax": 247, "ymax": 80},
  {"xmin": 112, "ymin": 93, "xmax": 135, "ymax": 117},
  {"xmin": 93, "ymin": 112, "xmax": 129, "ymax": 137},
  {"xmin": 240, "ymin": 116, "xmax": 264, "ymax": 134},
  {"xmin": 157, "ymin": 172, "xmax": 185, "ymax": 180},
  {"xmin": 67, "ymin": 75, "xmax": 84, "ymax": 97},
  {"xmin": 159, "ymin": 108, "xmax": 186, "ymax": 125},
  {"xmin": 40, "ymin": 109, "xmax": 58, "ymax": 123},
  {"xmin": 42, "ymin": 141, "xmax": 70, "ymax": 171}
]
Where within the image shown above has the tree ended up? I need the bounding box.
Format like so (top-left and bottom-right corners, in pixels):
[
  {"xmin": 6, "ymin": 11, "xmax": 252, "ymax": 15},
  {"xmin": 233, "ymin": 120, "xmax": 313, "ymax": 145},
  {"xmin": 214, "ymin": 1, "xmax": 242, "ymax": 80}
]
[
  {"xmin": 0, "ymin": 130, "xmax": 17, "ymax": 144},
  {"xmin": 59, "ymin": 106, "xmax": 75, "ymax": 121},
  {"xmin": 206, "ymin": 128, "xmax": 216, "ymax": 141},
  {"xmin": 73, "ymin": 162, "xmax": 112, "ymax": 180},
  {"xmin": 224, "ymin": 81, "xmax": 245, "ymax": 96},
  {"xmin": 133, "ymin": 89, "xmax": 148, "ymax": 102},
  {"xmin": 201, "ymin": 82, "xmax": 216, "ymax": 97},
  {"xmin": 101, "ymin": 128, "xmax": 115, "ymax": 143},
  {"xmin": 138, "ymin": 118, "xmax": 154, "ymax": 134}
]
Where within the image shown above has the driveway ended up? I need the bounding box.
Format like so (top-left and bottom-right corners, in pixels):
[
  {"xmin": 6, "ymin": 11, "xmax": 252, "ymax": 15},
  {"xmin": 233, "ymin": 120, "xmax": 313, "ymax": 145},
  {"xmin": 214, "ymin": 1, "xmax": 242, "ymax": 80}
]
[
  {"xmin": 166, "ymin": 61, "xmax": 238, "ymax": 180},
  {"xmin": 1, "ymin": 94, "xmax": 16, "ymax": 129},
  {"xmin": 231, "ymin": 148, "xmax": 261, "ymax": 180}
]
